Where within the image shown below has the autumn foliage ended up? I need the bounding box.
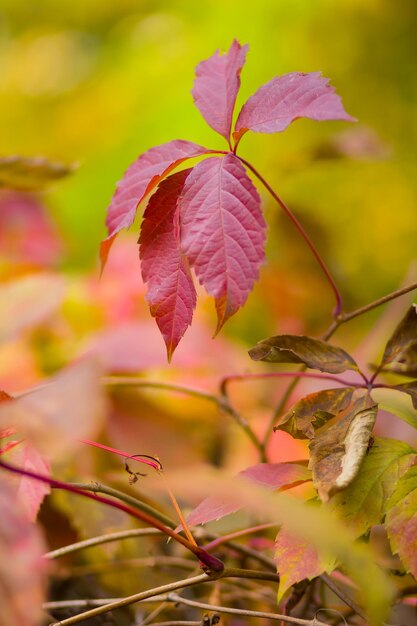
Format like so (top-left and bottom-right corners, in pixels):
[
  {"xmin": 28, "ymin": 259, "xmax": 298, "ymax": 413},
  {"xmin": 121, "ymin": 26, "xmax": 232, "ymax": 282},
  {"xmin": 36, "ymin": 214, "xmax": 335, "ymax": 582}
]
[{"xmin": 1, "ymin": 38, "xmax": 417, "ymax": 626}]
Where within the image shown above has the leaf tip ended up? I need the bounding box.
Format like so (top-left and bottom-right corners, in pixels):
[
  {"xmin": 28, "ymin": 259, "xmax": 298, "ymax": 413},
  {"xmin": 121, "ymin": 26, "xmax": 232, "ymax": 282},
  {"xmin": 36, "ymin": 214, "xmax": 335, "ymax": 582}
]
[{"xmin": 99, "ymin": 234, "xmax": 116, "ymax": 275}]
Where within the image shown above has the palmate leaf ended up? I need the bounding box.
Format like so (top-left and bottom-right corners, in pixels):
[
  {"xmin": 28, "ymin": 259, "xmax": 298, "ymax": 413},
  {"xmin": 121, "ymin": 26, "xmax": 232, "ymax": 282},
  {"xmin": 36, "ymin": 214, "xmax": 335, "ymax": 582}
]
[
  {"xmin": 233, "ymin": 71, "xmax": 355, "ymax": 145},
  {"xmin": 309, "ymin": 394, "xmax": 378, "ymax": 501},
  {"xmin": 386, "ymin": 465, "xmax": 417, "ymax": 579},
  {"xmin": 139, "ymin": 170, "xmax": 196, "ymax": 361},
  {"xmin": 380, "ymin": 304, "xmax": 417, "ymax": 375},
  {"xmin": 101, "ymin": 140, "xmax": 210, "ymax": 267},
  {"xmin": 329, "ymin": 437, "xmax": 417, "ymax": 537},
  {"xmin": 192, "ymin": 39, "xmax": 248, "ymax": 143},
  {"xmin": 179, "ymin": 154, "xmax": 266, "ymax": 332},
  {"xmin": 249, "ymin": 334, "xmax": 358, "ymax": 374},
  {"xmin": 274, "ymin": 387, "xmax": 354, "ymax": 439}
]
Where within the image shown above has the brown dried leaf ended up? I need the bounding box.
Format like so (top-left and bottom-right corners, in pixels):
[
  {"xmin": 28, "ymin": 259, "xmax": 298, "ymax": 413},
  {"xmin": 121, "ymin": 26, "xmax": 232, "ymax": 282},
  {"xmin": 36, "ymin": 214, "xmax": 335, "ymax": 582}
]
[
  {"xmin": 0, "ymin": 155, "xmax": 74, "ymax": 190},
  {"xmin": 274, "ymin": 387, "xmax": 354, "ymax": 439},
  {"xmin": 381, "ymin": 305, "xmax": 417, "ymax": 375},
  {"xmin": 309, "ymin": 395, "xmax": 378, "ymax": 501},
  {"xmin": 249, "ymin": 335, "xmax": 358, "ymax": 374}
]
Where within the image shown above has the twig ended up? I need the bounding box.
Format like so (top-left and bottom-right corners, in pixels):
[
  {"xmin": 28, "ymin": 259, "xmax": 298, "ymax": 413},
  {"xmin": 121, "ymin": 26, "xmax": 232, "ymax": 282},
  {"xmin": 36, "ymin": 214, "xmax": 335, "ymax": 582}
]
[
  {"xmin": 0, "ymin": 460, "xmax": 224, "ymax": 573},
  {"xmin": 104, "ymin": 376, "xmax": 264, "ymax": 459},
  {"xmin": 320, "ymin": 573, "xmax": 366, "ymax": 621},
  {"xmin": 45, "ymin": 528, "xmax": 162, "ymax": 559},
  {"xmin": 70, "ymin": 482, "xmax": 175, "ymax": 528},
  {"xmin": 47, "ymin": 568, "xmax": 279, "ymax": 626},
  {"xmin": 166, "ymin": 592, "xmax": 331, "ymax": 626}
]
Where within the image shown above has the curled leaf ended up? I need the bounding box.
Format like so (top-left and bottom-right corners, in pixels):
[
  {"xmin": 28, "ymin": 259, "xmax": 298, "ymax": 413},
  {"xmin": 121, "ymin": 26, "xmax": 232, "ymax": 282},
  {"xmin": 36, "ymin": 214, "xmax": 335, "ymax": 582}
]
[
  {"xmin": 249, "ymin": 334, "xmax": 358, "ymax": 374},
  {"xmin": 380, "ymin": 305, "xmax": 417, "ymax": 375},
  {"xmin": 309, "ymin": 395, "xmax": 378, "ymax": 501},
  {"xmin": 329, "ymin": 437, "xmax": 417, "ymax": 537},
  {"xmin": 275, "ymin": 387, "xmax": 354, "ymax": 439}
]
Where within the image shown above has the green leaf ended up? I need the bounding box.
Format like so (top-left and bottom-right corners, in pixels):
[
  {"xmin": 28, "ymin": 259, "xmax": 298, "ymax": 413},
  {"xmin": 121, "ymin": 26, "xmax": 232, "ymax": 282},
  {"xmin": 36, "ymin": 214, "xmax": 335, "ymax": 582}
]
[
  {"xmin": 372, "ymin": 386, "xmax": 417, "ymax": 430},
  {"xmin": 309, "ymin": 394, "xmax": 377, "ymax": 501},
  {"xmin": 329, "ymin": 437, "xmax": 417, "ymax": 536},
  {"xmin": 386, "ymin": 465, "xmax": 417, "ymax": 579},
  {"xmin": 249, "ymin": 334, "xmax": 358, "ymax": 373},
  {"xmin": 0, "ymin": 155, "xmax": 74, "ymax": 190},
  {"xmin": 381, "ymin": 305, "xmax": 417, "ymax": 376},
  {"xmin": 274, "ymin": 387, "xmax": 354, "ymax": 439}
]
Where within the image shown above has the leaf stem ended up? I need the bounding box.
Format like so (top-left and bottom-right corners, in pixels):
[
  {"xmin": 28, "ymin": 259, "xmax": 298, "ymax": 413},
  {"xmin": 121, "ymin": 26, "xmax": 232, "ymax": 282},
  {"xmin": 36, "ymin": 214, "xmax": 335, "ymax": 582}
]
[
  {"xmin": 237, "ymin": 156, "xmax": 343, "ymax": 318},
  {"xmin": 0, "ymin": 459, "xmax": 224, "ymax": 573}
]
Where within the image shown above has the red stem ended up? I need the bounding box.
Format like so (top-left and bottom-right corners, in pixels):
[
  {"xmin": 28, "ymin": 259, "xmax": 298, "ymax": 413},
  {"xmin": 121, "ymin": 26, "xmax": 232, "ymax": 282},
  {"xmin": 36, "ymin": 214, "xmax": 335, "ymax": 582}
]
[
  {"xmin": 220, "ymin": 371, "xmax": 364, "ymax": 396},
  {"xmin": 0, "ymin": 458, "xmax": 224, "ymax": 572},
  {"xmin": 236, "ymin": 156, "xmax": 344, "ymax": 318}
]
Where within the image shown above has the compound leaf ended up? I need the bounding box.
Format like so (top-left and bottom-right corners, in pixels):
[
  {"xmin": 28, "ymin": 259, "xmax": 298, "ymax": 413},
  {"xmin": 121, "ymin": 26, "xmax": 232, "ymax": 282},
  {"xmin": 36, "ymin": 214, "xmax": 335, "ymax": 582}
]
[
  {"xmin": 192, "ymin": 39, "xmax": 248, "ymax": 143},
  {"xmin": 249, "ymin": 334, "xmax": 358, "ymax": 374},
  {"xmin": 179, "ymin": 154, "xmax": 266, "ymax": 332},
  {"xmin": 234, "ymin": 71, "xmax": 355, "ymax": 145},
  {"xmin": 139, "ymin": 170, "xmax": 196, "ymax": 360}
]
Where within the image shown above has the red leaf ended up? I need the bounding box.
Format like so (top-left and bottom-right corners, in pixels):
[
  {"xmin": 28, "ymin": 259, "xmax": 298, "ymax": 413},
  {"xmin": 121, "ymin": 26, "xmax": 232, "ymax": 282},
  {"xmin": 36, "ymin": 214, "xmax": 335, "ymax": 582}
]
[
  {"xmin": 179, "ymin": 154, "xmax": 266, "ymax": 332},
  {"xmin": 139, "ymin": 170, "xmax": 197, "ymax": 360},
  {"xmin": 192, "ymin": 40, "xmax": 248, "ymax": 143},
  {"xmin": 0, "ymin": 478, "xmax": 46, "ymax": 626},
  {"xmin": 183, "ymin": 462, "xmax": 311, "ymax": 528},
  {"xmin": 234, "ymin": 72, "xmax": 355, "ymax": 145},
  {"xmin": 101, "ymin": 140, "xmax": 209, "ymax": 267},
  {"xmin": 275, "ymin": 527, "xmax": 333, "ymax": 600},
  {"xmin": 3, "ymin": 443, "xmax": 50, "ymax": 522}
]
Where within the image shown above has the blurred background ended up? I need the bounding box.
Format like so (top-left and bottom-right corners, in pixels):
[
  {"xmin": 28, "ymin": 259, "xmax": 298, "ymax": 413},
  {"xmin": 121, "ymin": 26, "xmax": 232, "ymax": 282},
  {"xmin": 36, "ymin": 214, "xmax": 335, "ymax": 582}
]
[{"xmin": 1, "ymin": 0, "xmax": 417, "ymax": 484}]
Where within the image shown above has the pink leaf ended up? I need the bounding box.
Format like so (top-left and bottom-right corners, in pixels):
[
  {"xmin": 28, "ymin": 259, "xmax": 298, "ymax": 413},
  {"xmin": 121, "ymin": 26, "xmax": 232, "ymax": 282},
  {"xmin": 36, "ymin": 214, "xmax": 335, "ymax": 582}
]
[
  {"xmin": 192, "ymin": 40, "xmax": 248, "ymax": 143},
  {"xmin": 275, "ymin": 527, "xmax": 332, "ymax": 600},
  {"xmin": 234, "ymin": 72, "xmax": 356, "ymax": 145},
  {"xmin": 179, "ymin": 154, "xmax": 266, "ymax": 332},
  {"xmin": 183, "ymin": 462, "xmax": 311, "ymax": 528},
  {"xmin": 101, "ymin": 140, "xmax": 209, "ymax": 267},
  {"xmin": 0, "ymin": 478, "xmax": 46, "ymax": 626},
  {"xmin": 139, "ymin": 170, "xmax": 197, "ymax": 360},
  {"xmin": 3, "ymin": 443, "xmax": 50, "ymax": 522}
]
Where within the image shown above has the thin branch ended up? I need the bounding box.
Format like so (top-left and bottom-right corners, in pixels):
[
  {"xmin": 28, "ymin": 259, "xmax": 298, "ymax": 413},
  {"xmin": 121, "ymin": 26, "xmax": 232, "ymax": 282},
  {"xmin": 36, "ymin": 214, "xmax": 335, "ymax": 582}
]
[
  {"xmin": 44, "ymin": 528, "xmax": 163, "ymax": 559},
  {"xmin": 166, "ymin": 592, "xmax": 330, "ymax": 626},
  {"xmin": 47, "ymin": 568, "xmax": 279, "ymax": 626},
  {"xmin": 70, "ymin": 481, "xmax": 175, "ymax": 528},
  {"xmin": 220, "ymin": 371, "xmax": 364, "ymax": 396},
  {"xmin": 238, "ymin": 156, "xmax": 343, "ymax": 318},
  {"xmin": 0, "ymin": 460, "xmax": 224, "ymax": 573},
  {"xmin": 340, "ymin": 281, "xmax": 417, "ymax": 325},
  {"xmin": 104, "ymin": 376, "xmax": 264, "ymax": 459},
  {"xmin": 321, "ymin": 573, "xmax": 366, "ymax": 621}
]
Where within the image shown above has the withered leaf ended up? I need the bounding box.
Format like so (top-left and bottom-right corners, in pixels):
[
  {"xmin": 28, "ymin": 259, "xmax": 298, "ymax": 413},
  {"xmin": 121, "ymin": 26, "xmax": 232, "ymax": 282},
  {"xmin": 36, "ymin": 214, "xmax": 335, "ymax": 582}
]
[
  {"xmin": 309, "ymin": 395, "xmax": 378, "ymax": 501},
  {"xmin": 380, "ymin": 305, "xmax": 417, "ymax": 376},
  {"xmin": 274, "ymin": 387, "xmax": 354, "ymax": 439},
  {"xmin": 393, "ymin": 381, "xmax": 417, "ymax": 410},
  {"xmin": 249, "ymin": 334, "xmax": 358, "ymax": 374},
  {"xmin": 0, "ymin": 156, "xmax": 74, "ymax": 190}
]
